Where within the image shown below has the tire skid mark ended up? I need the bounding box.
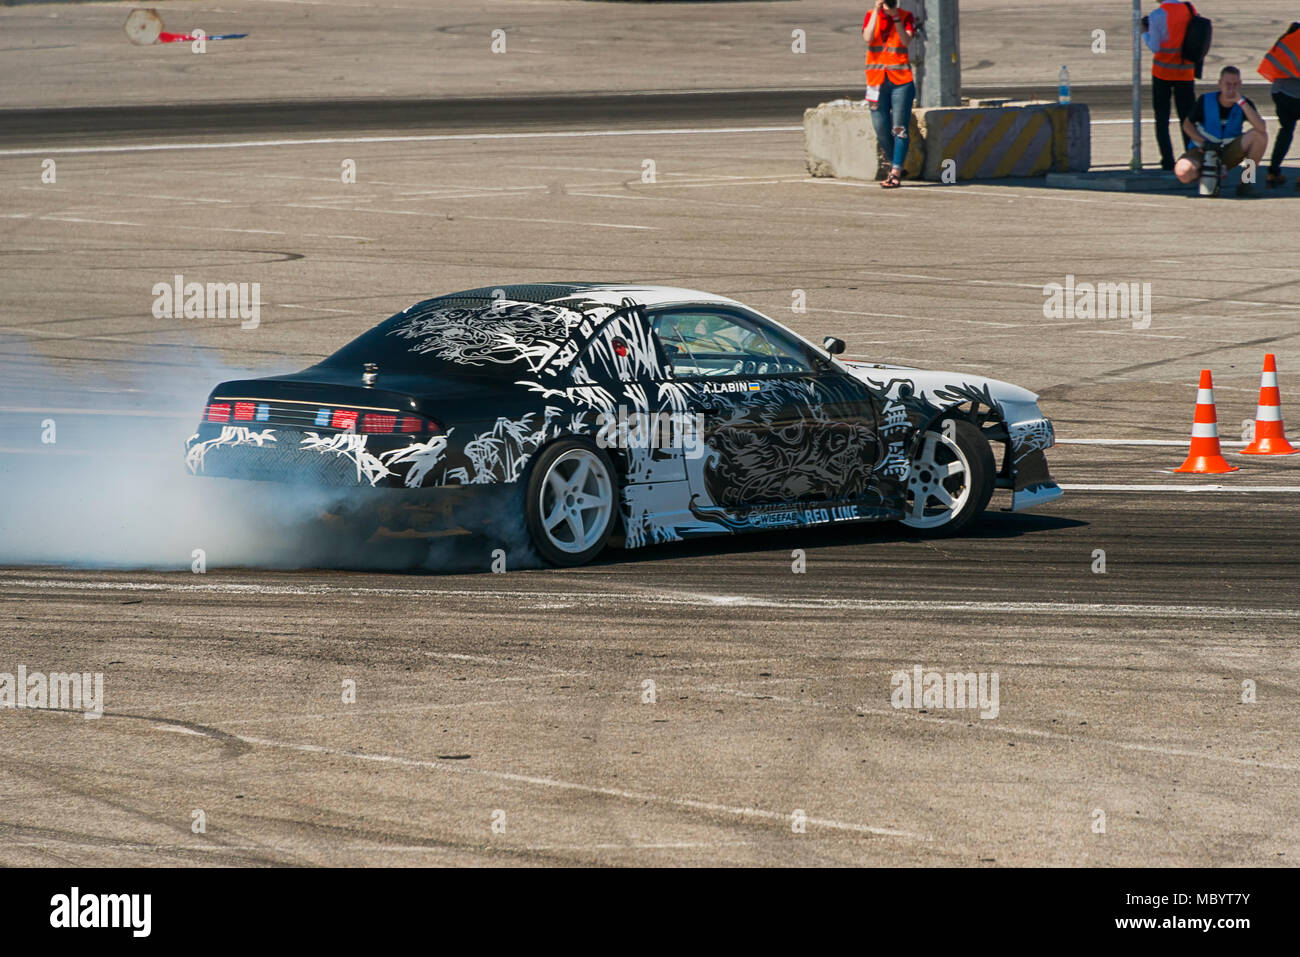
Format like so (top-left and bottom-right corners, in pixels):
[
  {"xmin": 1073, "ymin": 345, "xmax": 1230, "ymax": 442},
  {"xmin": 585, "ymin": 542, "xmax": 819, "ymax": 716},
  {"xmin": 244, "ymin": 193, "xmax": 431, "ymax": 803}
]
[
  {"xmin": 16, "ymin": 706, "xmax": 924, "ymax": 841},
  {"xmin": 688, "ymin": 686, "xmax": 1300, "ymax": 773},
  {"xmin": 3, "ymin": 576, "xmax": 1297, "ymax": 620}
]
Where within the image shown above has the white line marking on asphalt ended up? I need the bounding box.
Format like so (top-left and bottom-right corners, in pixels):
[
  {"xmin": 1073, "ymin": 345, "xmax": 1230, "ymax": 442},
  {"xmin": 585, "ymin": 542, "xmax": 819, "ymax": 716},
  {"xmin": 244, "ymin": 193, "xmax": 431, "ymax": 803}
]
[
  {"xmin": 3, "ymin": 577, "xmax": 1295, "ymax": 620},
  {"xmin": 227, "ymin": 733, "xmax": 923, "ymax": 839},
  {"xmin": 639, "ymin": 179, "xmax": 801, "ymax": 190},
  {"xmin": 280, "ymin": 202, "xmax": 657, "ymax": 230},
  {"xmin": 394, "ymin": 184, "xmax": 546, "ymax": 196},
  {"xmin": 0, "ymin": 840, "xmax": 755, "ymax": 854},
  {"xmin": 0, "ymin": 447, "xmax": 172, "ymax": 458},
  {"xmin": 860, "ymin": 267, "xmax": 1293, "ymax": 311},
  {"xmin": 812, "ymin": 306, "xmax": 1017, "ymax": 327},
  {"xmin": 513, "ymin": 164, "xmax": 638, "ymax": 174},
  {"xmin": 1079, "ymin": 330, "xmax": 1185, "ymax": 338},
  {"xmin": 0, "ymin": 126, "xmax": 802, "ymax": 158},
  {"xmin": 0, "ymin": 843, "xmax": 271, "ymax": 853},
  {"xmin": 218, "ymin": 698, "xmax": 559, "ymax": 726},
  {"xmin": 423, "ymin": 650, "xmax": 581, "ymax": 673},
  {"xmin": 503, "ymin": 842, "xmax": 759, "ymax": 851},
  {"xmin": 567, "ymin": 191, "xmax": 651, "ymax": 201},
  {"xmin": 0, "ymin": 406, "xmax": 191, "ymax": 418},
  {"xmin": 1058, "ymin": 438, "xmax": 1248, "ymax": 447},
  {"xmin": 1092, "ymin": 116, "xmax": 1280, "ymax": 126},
  {"xmin": 278, "ymin": 304, "xmax": 360, "ymax": 315},
  {"xmin": 461, "ymin": 214, "xmax": 655, "ymax": 231},
  {"xmin": 0, "ymin": 212, "xmax": 374, "ymax": 241},
  {"xmin": 44, "ymin": 215, "xmax": 285, "ymax": 235},
  {"xmin": 1060, "ymin": 483, "xmax": 1300, "ymax": 492}
]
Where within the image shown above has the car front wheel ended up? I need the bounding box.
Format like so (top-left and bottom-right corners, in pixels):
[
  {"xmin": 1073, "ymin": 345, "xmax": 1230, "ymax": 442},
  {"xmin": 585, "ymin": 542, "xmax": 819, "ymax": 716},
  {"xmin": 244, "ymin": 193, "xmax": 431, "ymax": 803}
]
[
  {"xmin": 525, "ymin": 439, "xmax": 618, "ymax": 566},
  {"xmin": 899, "ymin": 419, "xmax": 995, "ymax": 535}
]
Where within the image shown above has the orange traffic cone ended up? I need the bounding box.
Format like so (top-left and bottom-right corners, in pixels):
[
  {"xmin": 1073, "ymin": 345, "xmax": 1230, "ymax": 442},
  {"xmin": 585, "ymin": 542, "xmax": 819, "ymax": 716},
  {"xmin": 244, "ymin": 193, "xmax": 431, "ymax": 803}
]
[
  {"xmin": 1174, "ymin": 370, "xmax": 1239, "ymax": 473},
  {"xmin": 1240, "ymin": 353, "xmax": 1298, "ymax": 455}
]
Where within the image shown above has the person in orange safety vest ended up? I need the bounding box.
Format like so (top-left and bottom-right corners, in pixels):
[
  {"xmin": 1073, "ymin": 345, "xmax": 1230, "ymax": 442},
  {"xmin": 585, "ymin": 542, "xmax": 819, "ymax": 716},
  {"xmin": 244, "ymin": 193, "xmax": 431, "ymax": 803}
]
[
  {"xmin": 1259, "ymin": 21, "xmax": 1300, "ymax": 187},
  {"xmin": 1143, "ymin": 2, "xmax": 1201, "ymax": 170},
  {"xmin": 863, "ymin": 0, "xmax": 916, "ymax": 189}
]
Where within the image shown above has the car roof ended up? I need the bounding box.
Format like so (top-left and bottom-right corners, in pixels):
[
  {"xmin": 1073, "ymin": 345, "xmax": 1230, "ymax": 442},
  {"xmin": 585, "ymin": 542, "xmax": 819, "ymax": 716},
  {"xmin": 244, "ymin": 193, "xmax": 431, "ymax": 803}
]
[{"xmin": 427, "ymin": 283, "xmax": 742, "ymax": 310}]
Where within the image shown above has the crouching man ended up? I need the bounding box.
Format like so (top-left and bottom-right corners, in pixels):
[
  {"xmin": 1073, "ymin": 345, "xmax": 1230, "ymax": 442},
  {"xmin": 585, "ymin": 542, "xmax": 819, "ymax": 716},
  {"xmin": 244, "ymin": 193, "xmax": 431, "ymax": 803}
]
[{"xmin": 1175, "ymin": 66, "xmax": 1270, "ymax": 196}]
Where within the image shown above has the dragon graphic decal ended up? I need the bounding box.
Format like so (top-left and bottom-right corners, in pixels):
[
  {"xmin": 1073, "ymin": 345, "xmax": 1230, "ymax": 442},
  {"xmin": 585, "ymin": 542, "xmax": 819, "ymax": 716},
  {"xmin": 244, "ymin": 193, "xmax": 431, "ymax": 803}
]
[{"xmin": 388, "ymin": 299, "xmax": 587, "ymax": 374}]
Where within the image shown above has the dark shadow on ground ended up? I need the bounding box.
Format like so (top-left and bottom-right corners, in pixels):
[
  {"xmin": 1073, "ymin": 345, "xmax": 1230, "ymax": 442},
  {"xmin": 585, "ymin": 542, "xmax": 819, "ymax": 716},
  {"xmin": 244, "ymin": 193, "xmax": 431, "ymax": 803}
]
[
  {"xmin": 581, "ymin": 510, "xmax": 1088, "ymax": 570},
  {"xmin": 902, "ymin": 164, "xmax": 1300, "ymax": 199},
  {"xmin": 175, "ymin": 509, "xmax": 1088, "ymax": 576}
]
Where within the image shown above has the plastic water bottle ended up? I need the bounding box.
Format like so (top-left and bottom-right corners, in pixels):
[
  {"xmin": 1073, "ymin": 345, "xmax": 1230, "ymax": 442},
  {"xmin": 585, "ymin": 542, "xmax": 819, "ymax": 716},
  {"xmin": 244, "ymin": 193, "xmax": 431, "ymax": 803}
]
[{"xmin": 1058, "ymin": 65, "xmax": 1071, "ymax": 104}]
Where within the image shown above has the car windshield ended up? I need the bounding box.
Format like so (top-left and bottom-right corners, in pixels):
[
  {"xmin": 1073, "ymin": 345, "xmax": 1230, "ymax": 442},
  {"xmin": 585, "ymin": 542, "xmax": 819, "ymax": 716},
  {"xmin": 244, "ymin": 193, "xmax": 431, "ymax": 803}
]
[{"xmin": 319, "ymin": 296, "xmax": 591, "ymax": 377}]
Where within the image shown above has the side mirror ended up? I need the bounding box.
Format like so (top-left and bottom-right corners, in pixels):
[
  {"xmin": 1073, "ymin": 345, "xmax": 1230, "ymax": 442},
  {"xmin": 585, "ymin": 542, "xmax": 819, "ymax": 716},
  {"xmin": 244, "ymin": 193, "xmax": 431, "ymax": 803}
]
[{"xmin": 822, "ymin": 336, "xmax": 846, "ymax": 356}]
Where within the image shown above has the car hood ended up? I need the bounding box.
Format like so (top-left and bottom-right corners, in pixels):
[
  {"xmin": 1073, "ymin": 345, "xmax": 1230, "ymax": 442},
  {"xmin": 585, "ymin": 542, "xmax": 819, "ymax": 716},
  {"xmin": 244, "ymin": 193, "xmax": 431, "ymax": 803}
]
[{"xmin": 839, "ymin": 360, "xmax": 1040, "ymax": 406}]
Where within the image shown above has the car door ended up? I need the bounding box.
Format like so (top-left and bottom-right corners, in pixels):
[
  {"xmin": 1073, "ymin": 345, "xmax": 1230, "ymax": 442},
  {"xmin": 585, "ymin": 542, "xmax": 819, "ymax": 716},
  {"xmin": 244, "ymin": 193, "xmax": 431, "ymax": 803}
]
[
  {"xmin": 649, "ymin": 306, "xmax": 881, "ymax": 512},
  {"xmin": 568, "ymin": 302, "xmax": 688, "ymax": 486}
]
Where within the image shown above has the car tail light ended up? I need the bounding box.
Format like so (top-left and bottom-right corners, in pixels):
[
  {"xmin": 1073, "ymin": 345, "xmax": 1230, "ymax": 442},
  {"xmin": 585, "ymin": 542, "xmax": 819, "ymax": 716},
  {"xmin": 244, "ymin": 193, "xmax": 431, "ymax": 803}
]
[
  {"xmin": 331, "ymin": 409, "xmax": 359, "ymax": 431},
  {"xmin": 399, "ymin": 415, "xmax": 438, "ymax": 434},
  {"xmin": 353, "ymin": 411, "xmax": 437, "ymax": 434},
  {"xmin": 361, "ymin": 414, "xmax": 396, "ymax": 433},
  {"xmin": 205, "ymin": 400, "xmax": 438, "ymax": 435}
]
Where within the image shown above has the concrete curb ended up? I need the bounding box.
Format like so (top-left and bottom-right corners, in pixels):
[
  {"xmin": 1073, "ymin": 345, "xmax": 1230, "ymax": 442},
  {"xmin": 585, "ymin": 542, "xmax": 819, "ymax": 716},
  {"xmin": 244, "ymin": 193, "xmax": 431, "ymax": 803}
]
[{"xmin": 1044, "ymin": 170, "xmax": 1190, "ymax": 192}]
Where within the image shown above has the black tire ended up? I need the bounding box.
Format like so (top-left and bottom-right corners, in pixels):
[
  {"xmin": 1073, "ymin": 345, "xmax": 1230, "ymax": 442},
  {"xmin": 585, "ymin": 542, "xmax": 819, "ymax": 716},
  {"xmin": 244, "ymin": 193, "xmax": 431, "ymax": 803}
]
[
  {"xmin": 320, "ymin": 499, "xmax": 381, "ymax": 545},
  {"xmin": 898, "ymin": 418, "xmax": 995, "ymax": 537},
  {"xmin": 524, "ymin": 438, "xmax": 618, "ymax": 567}
]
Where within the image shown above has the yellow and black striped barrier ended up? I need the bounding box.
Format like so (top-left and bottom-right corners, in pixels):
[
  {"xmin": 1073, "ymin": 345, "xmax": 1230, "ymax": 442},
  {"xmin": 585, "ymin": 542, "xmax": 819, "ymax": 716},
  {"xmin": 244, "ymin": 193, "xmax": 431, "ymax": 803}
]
[{"xmin": 919, "ymin": 103, "xmax": 1089, "ymax": 181}]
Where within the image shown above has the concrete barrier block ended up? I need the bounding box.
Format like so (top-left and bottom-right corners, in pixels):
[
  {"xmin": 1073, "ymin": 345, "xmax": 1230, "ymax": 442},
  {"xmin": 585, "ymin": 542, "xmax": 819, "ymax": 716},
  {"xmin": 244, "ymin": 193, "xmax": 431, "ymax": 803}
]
[
  {"xmin": 803, "ymin": 99, "xmax": 923, "ymax": 182},
  {"xmin": 1065, "ymin": 103, "xmax": 1092, "ymax": 172},
  {"xmin": 917, "ymin": 102, "xmax": 1090, "ymax": 181}
]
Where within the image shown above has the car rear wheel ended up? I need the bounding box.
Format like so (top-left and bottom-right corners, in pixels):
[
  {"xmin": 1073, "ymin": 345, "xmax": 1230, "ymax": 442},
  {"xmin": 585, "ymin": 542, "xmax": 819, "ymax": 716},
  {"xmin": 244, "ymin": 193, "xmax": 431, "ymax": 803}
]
[
  {"xmin": 899, "ymin": 419, "xmax": 995, "ymax": 535},
  {"xmin": 525, "ymin": 440, "xmax": 617, "ymax": 566}
]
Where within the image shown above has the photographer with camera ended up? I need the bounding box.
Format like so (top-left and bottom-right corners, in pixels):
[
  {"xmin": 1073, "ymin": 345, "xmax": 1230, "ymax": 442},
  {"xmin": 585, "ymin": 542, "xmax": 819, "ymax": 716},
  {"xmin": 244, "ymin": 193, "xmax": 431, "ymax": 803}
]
[
  {"xmin": 1174, "ymin": 66, "xmax": 1269, "ymax": 197},
  {"xmin": 863, "ymin": 0, "xmax": 916, "ymax": 189}
]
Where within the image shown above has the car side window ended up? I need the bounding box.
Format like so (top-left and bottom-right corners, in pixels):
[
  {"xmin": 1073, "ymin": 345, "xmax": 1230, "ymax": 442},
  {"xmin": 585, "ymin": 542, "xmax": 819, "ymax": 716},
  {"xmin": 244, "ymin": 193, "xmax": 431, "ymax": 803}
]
[{"xmin": 652, "ymin": 310, "xmax": 812, "ymax": 378}]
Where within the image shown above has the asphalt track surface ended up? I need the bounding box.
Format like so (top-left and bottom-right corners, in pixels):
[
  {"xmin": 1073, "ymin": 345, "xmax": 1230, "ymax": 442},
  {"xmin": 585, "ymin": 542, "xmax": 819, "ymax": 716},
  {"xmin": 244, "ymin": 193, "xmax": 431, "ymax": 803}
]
[
  {"xmin": 2, "ymin": 28, "xmax": 1299, "ymax": 867},
  {"xmin": 2, "ymin": 82, "xmax": 1277, "ymax": 145},
  {"xmin": 2, "ymin": 475, "xmax": 1298, "ymax": 866}
]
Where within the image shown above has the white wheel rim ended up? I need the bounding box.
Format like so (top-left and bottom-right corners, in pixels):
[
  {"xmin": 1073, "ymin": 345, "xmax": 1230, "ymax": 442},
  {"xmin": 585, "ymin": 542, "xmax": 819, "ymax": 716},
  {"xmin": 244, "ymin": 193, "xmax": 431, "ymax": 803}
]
[
  {"xmin": 539, "ymin": 449, "xmax": 614, "ymax": 553},
  {"xmin": 900, "ymin": 430, "xmax": 972, "ymax": 529}
]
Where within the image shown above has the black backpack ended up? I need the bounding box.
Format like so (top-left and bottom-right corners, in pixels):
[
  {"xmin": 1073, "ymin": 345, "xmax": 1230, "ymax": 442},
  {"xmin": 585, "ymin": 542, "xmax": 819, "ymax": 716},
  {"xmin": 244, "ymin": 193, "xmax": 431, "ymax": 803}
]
[{"xmin": 1180, "ymin": 3, "xmax": 1213, "ymax": 78}]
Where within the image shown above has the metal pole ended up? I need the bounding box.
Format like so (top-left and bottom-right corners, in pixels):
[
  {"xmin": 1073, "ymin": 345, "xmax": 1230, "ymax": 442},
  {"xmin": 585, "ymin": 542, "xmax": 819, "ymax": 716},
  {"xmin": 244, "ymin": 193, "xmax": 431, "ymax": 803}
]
[
  {"xmin": 902, "ymin": 0, "xmax": 926, "ymax": 102},
  {"xmin": 922, "ymin": 0, "xmax": 960, "ymax": 108},
  {"xmin": 1131, "ymin": 0, "xmax": 1142, "ymax": 170}
]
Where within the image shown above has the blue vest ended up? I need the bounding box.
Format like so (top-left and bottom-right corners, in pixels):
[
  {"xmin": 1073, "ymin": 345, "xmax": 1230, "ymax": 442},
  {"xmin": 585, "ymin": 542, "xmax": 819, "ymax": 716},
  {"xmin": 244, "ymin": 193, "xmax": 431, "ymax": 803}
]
[{"xmin": 1201, "ymin": 93, "xmax": 1245, "ymax": 139}]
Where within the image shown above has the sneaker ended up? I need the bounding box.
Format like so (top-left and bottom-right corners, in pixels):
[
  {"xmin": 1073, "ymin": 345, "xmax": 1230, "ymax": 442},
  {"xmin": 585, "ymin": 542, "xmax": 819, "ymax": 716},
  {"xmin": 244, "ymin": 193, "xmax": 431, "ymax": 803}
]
[
  {"xmin": 1266, "ymin": 172, "xmax": 1286, "ymax": 187},
  {"xmin": 1237, "ymin": 182, "xmax": 1258, "ymax": 198}
]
